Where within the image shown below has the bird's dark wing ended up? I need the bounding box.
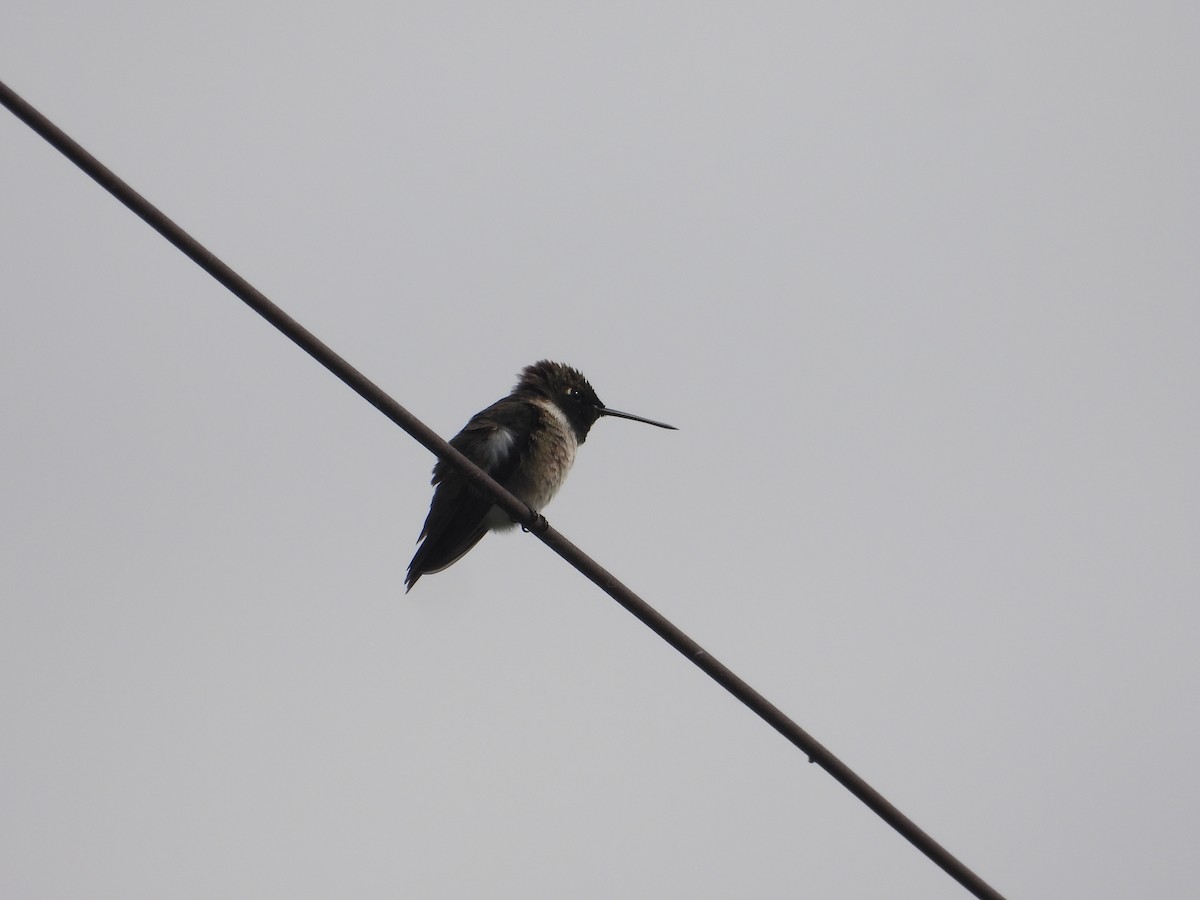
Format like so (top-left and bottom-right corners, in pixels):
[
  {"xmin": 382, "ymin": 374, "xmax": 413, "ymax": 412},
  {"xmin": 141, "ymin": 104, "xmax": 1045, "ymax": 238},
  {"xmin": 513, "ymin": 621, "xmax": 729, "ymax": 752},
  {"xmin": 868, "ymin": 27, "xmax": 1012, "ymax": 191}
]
[{"xmin": 405, "ymin": 399, "xmax": 538, "ymax": 591}]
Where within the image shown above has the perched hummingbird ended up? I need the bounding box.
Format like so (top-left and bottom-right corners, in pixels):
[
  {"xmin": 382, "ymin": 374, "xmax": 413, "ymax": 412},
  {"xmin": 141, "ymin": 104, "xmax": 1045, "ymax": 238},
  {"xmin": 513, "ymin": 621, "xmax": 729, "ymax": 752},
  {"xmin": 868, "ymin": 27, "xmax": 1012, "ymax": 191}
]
[{"xmin": 405, "ymin": 360, "xmax": 677, "ymax": 591}]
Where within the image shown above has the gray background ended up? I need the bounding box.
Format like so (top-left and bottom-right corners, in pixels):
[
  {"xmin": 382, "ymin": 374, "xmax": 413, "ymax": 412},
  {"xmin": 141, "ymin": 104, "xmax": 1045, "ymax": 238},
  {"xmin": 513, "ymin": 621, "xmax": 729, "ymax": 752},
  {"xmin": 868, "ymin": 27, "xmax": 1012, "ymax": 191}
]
[{"xmin": 3, "ymin": 3, "xmax": 1197, "ymax": 898}]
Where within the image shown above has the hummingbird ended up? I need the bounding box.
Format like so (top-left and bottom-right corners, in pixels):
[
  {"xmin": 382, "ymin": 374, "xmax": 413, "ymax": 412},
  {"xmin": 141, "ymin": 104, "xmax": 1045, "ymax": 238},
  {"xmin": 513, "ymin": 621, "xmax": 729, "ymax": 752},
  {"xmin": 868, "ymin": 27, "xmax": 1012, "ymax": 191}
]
[{"xmin": 405, "ymin": 360, "xmax": 677, "ymax": 591}]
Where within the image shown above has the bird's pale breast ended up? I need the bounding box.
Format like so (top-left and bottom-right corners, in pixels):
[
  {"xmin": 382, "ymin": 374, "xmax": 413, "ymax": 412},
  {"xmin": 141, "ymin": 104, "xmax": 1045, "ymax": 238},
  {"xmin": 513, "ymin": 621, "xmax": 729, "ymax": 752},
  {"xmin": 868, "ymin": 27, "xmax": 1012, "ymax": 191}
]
[{"xmin": 511, "ymin": 398, "xmax": 578, "ymax": 511}]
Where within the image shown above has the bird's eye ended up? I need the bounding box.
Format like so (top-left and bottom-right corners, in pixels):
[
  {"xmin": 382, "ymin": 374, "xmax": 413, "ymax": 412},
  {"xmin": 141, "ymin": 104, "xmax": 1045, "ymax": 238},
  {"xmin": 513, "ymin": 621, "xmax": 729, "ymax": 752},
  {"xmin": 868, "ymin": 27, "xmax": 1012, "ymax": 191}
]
[{"xmin": 565, "ymin": 387, "xmax": 578, "ymax": 397}]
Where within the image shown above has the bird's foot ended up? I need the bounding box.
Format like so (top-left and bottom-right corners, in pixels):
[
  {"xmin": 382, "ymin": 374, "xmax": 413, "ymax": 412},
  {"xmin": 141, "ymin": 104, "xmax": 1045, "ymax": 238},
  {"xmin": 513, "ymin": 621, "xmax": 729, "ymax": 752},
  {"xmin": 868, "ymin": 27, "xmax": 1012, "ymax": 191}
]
[{"xmin": 521, "ymin": 505, "xmax": 549, "ymax": 534}]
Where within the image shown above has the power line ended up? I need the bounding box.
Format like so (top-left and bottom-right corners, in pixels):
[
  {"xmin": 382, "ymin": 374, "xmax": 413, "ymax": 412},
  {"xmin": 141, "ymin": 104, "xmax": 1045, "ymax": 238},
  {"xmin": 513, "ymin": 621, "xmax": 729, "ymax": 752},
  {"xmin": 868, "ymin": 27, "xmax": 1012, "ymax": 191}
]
[{"xmin": 1, "ymin": 79, "xmax": 1006, "ymax": 900}]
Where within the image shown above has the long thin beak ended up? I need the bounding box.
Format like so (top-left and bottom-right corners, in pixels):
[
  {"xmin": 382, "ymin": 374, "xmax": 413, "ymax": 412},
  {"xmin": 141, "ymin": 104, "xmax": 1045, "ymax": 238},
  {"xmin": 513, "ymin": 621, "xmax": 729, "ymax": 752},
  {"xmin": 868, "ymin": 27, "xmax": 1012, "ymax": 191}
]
[{"xmin": 598, "ymin": 406, "xmax": 678, "ymax": 430}]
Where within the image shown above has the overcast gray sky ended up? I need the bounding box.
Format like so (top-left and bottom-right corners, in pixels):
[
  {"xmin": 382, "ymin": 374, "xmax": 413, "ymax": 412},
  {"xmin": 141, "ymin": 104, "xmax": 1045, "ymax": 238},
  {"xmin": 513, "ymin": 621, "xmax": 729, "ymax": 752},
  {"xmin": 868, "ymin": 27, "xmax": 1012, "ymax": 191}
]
[{"xmin": 3, "ymin": 4, "xmax": 1198, "ymax": 898}]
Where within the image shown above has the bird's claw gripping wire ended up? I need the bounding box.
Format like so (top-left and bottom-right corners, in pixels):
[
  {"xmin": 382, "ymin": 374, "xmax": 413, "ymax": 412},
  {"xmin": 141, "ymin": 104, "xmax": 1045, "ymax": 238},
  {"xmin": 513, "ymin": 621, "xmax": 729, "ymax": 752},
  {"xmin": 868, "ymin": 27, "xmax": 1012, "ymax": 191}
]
[{"xmin": 521, "ymin": 505, "xmax": 549, "ymax": 534}]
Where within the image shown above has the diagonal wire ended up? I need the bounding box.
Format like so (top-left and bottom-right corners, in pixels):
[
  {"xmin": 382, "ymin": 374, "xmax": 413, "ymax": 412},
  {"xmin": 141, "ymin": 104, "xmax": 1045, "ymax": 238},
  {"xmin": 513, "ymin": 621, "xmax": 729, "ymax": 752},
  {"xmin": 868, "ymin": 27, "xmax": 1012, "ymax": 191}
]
[{"xmin": 1, "ymin": 79, "xmax": 1006, "ymax": 900}]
